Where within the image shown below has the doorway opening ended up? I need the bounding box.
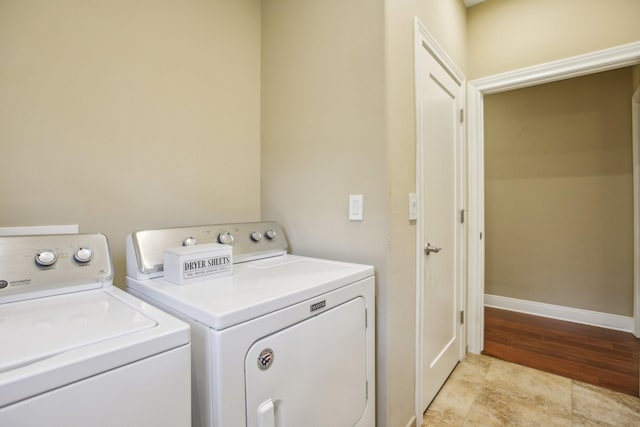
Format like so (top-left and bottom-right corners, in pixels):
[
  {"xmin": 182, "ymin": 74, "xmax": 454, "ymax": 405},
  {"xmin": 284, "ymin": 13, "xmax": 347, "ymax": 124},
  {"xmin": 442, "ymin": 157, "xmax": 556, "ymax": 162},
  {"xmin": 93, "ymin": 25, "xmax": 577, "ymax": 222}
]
[
  {"xmin": 467, "ymin": 41, "xmax": 640, "ymax": 354},
  {"xmin": 484, "ymin": 68, "xmax": 635, "ymax": 325}
]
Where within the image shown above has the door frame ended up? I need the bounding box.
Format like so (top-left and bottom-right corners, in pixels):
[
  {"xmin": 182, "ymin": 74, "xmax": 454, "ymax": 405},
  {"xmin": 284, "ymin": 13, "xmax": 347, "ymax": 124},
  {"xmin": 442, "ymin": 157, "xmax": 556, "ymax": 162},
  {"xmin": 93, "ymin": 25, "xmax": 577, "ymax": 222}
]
[
  {"xmin": 413, "ymin": 18, "xmax": 466, "ymax": 419},
  {"xmin": 467, "ymin": 41, "xmax": 640, "ymax": 353},
  {"xmin": 633, "ymin": 86, "xmax": 640, "ymax": 336}
]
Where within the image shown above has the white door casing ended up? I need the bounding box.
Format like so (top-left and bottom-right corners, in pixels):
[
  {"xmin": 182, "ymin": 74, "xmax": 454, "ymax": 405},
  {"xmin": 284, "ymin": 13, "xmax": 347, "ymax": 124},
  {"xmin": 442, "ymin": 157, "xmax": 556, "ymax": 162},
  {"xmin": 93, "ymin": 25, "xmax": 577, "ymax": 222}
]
[
  {"xmin": 414, "ymin": 18, "xmax": 466, "ymax": 416},
  {"xmin": 633, "ymin": 87, "xmax": 640, "ymax": 337},
  {"xmin": 467, "ymin": 41, "xmax": 640, "ymax": 353}
]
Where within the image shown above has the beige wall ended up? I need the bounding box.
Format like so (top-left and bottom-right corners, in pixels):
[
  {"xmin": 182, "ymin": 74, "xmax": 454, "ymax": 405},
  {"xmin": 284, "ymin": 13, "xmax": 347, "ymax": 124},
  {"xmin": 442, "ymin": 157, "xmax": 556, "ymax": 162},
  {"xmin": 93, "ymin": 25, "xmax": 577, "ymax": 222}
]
[
  {"xmin": 261, "ymin": 0, "xmax": 386, "ymax": 264},
  {"xmin": 261, "ymin": 0, "xmax": 390, "ymax": 421},
  {"xmin": 0, "ymin": 0, "xmax": 262, "ymax": 286},
  {"xmin": 484, "ymin": 68, "xmax": 634, "ymax": 315},
  {"xmin": 262, "ymin": 1, "xmax": 467, "ymax": 426},
  {"xmin": 467, "ymin": 0, "xmax": 640, "ymax": 79}
]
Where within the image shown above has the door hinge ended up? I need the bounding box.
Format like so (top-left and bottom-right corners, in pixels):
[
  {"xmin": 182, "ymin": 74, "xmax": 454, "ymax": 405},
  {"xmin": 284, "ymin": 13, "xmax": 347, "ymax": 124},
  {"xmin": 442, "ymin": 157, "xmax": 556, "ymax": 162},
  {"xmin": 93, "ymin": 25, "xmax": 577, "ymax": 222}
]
[
  {"xmin": 460, "ymin": 310, "xmax": 465, "ymax": 324},
  {"xmin": 460, "ymin": 209, "xmax": 465, "ymax": 224},
  {"xmin": 459, "ymin": 108, "xmax": 464, "ymax": 123}
]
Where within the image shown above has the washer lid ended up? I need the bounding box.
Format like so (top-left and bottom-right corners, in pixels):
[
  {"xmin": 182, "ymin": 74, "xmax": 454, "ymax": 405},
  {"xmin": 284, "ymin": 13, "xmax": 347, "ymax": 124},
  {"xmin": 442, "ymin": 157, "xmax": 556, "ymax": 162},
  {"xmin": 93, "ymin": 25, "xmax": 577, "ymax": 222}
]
[{"xmin": 0, "ymin": 290, "xmax": 156, "ymax": 373}]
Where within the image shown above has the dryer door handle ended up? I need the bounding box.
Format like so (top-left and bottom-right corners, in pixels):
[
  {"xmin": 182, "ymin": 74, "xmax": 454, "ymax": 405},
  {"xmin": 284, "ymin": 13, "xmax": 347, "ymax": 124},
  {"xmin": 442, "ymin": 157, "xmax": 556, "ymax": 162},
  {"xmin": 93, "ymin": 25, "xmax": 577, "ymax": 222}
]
[{"xmin": 257, "ymin": 399, "xmax": 276, "ymax": 427}]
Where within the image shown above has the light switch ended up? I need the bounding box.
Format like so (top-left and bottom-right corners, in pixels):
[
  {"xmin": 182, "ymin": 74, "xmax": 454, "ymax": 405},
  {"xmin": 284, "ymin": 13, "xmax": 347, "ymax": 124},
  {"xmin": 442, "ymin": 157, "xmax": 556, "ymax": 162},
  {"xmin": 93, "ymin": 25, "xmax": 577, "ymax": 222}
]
[
  {"xmin": 349, "ymin": 195, "xmax": 363, "ymax": 221},
  {"xmin": 409, "ymin": 194, "xmax": 417, "ymax": 220}
]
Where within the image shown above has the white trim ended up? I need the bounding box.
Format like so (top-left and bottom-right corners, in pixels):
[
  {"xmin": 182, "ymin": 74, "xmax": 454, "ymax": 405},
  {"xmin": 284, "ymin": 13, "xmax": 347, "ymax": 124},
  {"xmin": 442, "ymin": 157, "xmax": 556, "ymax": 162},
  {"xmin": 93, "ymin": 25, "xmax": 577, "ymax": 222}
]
[
  {"xmin": 405, "ymin": 415, "xmax": 417, "ymax": 427},
  {"xmin": 471, "ymin": 41, "xmax": 640, "ymax": 95},
  {"xmin": 485, "ymin": 294, "xmax": 634, "ymax": 333},
  {"xmin": 466, "ymin": 83, "xmax": 485, "ymax": 356},
  {"xmin": 633, "ymin": 87, "xmax": 640, "ymax": 337},
  {"xmin": 413, "ymin": 17, "xmax": 466, "ymax": 422},
  {"xmin": 467, "ymin": 41, "xmax": 640, "ymax": 354},
  {"xmin": 0, "ymin": 225, "xmax": 79, "ymax": 236}
]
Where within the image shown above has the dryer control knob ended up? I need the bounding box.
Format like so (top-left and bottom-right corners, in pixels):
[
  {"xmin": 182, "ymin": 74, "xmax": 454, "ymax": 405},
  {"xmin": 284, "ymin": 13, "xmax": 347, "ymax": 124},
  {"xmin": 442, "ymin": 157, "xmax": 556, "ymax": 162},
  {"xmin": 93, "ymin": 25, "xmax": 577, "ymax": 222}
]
[
  {"xmin": 218, "ymin": 232, "xmax": 234, "ymax": 245},
  {"xmin": 264, "ymin": 229, "xmax": 277, "ymax": 240},
  {"xmin": 35, "ymin": 250, "xmax": 58, "ymax": 267},
  {"xmin": 74, "ymin": 247, "xmax": 94, "ymax": 263},
  {"xmin": 250, "ymin": 231, "xmax": 262, "ymax": 242},
  {"xmin": 183, "ymin": 237, "xmax": 197, "ymax": 246}
]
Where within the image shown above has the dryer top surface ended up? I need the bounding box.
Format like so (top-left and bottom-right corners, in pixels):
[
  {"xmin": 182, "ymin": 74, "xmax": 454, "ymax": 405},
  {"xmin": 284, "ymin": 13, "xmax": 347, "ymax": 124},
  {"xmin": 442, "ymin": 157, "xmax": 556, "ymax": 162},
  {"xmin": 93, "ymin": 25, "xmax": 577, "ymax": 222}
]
[{"xmin": 127, "ymin": 254, "xmax": 374, "ymax": 330}]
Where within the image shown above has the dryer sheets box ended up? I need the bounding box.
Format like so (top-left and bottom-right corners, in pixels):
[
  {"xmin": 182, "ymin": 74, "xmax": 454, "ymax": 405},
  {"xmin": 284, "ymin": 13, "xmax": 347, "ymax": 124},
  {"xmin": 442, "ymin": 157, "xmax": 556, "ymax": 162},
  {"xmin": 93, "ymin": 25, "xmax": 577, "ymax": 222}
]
[{"xmin": 164, "ymin": 243, "xmax": 232, "ymax": 285}]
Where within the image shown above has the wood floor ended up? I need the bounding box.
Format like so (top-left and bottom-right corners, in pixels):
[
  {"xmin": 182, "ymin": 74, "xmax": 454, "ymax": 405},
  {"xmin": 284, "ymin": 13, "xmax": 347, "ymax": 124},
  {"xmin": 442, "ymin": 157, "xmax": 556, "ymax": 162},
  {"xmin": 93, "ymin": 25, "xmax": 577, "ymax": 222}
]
[{"xmin": 483, "ymin": 306, "xmax": 640, "ymax": 397}]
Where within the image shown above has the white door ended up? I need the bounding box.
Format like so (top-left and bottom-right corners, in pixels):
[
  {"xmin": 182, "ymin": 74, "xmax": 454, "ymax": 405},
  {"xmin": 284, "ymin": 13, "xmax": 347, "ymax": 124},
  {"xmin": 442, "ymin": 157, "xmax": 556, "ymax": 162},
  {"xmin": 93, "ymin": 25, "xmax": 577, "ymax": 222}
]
[{"xmin": 414, "ymin": 23, "xmax": 464, "ymax": 413}]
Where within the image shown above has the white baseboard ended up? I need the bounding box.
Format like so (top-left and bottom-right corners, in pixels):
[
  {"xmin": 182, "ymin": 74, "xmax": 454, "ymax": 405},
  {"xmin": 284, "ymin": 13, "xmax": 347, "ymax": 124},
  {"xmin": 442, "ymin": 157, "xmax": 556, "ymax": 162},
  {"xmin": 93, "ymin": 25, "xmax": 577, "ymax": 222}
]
[
  {"xmin": 405, "ymin": 415, "xmax": 417, "ymax": 427},
  {"xmin": 484, "ymin": 294, "xmax": 634, "ymax": 333}
]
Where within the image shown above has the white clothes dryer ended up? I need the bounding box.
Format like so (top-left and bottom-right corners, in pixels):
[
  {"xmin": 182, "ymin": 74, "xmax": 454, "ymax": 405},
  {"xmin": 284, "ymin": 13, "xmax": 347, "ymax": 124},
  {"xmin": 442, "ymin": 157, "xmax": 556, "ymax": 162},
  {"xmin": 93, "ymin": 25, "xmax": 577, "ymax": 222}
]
[
  {"xmin": 0, "ymin": 233, "xmax": 191, "ymax": 427},
  {"xmin": 126, "ymin": 221, "xmax": 375, "ymax": 427}
]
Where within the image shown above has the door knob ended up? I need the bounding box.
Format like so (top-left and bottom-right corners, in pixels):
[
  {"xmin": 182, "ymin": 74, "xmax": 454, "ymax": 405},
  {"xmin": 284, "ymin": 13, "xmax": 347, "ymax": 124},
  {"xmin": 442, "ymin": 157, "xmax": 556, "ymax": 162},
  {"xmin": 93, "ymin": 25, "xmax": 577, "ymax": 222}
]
[{"xmin": 424, "ymin": 243, "xmax": 442, "ymax": 256}]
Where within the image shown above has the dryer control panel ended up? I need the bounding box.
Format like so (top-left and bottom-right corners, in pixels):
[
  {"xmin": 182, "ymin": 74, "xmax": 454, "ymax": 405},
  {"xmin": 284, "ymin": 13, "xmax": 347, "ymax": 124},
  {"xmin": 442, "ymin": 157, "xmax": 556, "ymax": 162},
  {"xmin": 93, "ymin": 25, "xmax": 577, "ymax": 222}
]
[
  {"xmin": 128, "ymin": 221, "xmax": 288, "ymax": 279},
  {"xmin": 0, "ymin": 233, "xmax": 113, "ymax": 304}
]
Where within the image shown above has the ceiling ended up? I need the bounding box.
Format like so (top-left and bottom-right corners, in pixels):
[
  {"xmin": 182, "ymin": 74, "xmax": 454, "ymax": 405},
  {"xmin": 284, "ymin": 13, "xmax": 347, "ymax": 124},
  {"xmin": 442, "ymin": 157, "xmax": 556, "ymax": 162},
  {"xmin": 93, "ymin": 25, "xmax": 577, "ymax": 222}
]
[{"xmin": 463, "ymin": 0, "xmax": 486, "ymax": 7}]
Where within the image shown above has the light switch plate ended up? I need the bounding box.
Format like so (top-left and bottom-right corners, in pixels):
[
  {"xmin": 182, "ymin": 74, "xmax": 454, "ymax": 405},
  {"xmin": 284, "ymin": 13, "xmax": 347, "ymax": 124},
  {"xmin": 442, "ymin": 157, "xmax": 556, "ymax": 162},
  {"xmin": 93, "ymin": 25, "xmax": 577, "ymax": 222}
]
[
  {"xmin": 409, "ymin": 194, "xmax": 417, "ymax": 220},
  {"xmin": 349, "ymin": 195, "xmax": 363, "ymax": 221}
]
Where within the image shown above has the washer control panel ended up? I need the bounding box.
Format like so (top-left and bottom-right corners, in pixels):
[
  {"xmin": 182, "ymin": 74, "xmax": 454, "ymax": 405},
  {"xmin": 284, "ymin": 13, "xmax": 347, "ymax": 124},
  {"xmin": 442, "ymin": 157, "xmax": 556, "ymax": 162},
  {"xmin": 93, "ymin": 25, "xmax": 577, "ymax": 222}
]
[
  {"xmin": 0, "ymin": 233, "xmax": 113, "ymax": 303},
  {"xmin": 129, "ymin": 221, "xmax": 288, "ymax": 276}
]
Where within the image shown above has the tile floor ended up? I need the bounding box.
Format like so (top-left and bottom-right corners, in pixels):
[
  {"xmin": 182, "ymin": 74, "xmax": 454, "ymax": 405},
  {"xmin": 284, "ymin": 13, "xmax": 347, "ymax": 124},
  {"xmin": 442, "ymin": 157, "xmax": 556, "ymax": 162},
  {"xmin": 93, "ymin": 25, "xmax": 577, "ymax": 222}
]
[{"xmin": 422, "ymin": 353, "xmax": 640, "ymax": 426}]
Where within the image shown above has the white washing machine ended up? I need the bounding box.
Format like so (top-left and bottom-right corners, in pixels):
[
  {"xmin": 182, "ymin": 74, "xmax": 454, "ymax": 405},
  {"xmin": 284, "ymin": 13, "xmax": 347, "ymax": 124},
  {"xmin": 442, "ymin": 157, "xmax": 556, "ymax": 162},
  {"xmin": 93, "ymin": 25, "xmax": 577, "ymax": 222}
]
[
  {"xmin": 0, "ymin": 233, "xmax": 191, "ymax": 426},
  {"xmin": 126, "ymin": 221, "xmax": 375, "ymax": 427}
]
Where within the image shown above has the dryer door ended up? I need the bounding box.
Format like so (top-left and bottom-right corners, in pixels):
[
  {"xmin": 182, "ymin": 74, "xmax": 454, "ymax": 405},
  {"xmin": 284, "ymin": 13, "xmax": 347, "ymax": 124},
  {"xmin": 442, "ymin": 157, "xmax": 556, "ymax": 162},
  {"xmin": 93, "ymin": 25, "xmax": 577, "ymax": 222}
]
[{"xmin": 245, "ymin": 297, "xmax": 368, "ymax": 427}]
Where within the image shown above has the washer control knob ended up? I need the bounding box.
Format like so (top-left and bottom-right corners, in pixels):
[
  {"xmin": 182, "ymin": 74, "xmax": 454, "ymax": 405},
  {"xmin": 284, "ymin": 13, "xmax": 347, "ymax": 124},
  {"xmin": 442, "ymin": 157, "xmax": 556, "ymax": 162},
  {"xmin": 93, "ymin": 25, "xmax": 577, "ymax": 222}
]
[
  {"xmin": 250, "ymin": 231, "xmax": 262, "ymax": 242},
  {"xmin": 218, "ymin": 231, "xmax": 234, "ymax": 245},
  {"xmin": 35, "ymin": 250, "xmax": 58, "ymax": 267},
  {"xmin": 183, "ymin": 237, "xmax": 197, "ymax": 246},
  {"xmin": 74, "ymin": 247, "xmax": 94, "ymax": 263},
  {"xmin": 264, "ymin": 229, "xmax": 277, "ymax": 240}
]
